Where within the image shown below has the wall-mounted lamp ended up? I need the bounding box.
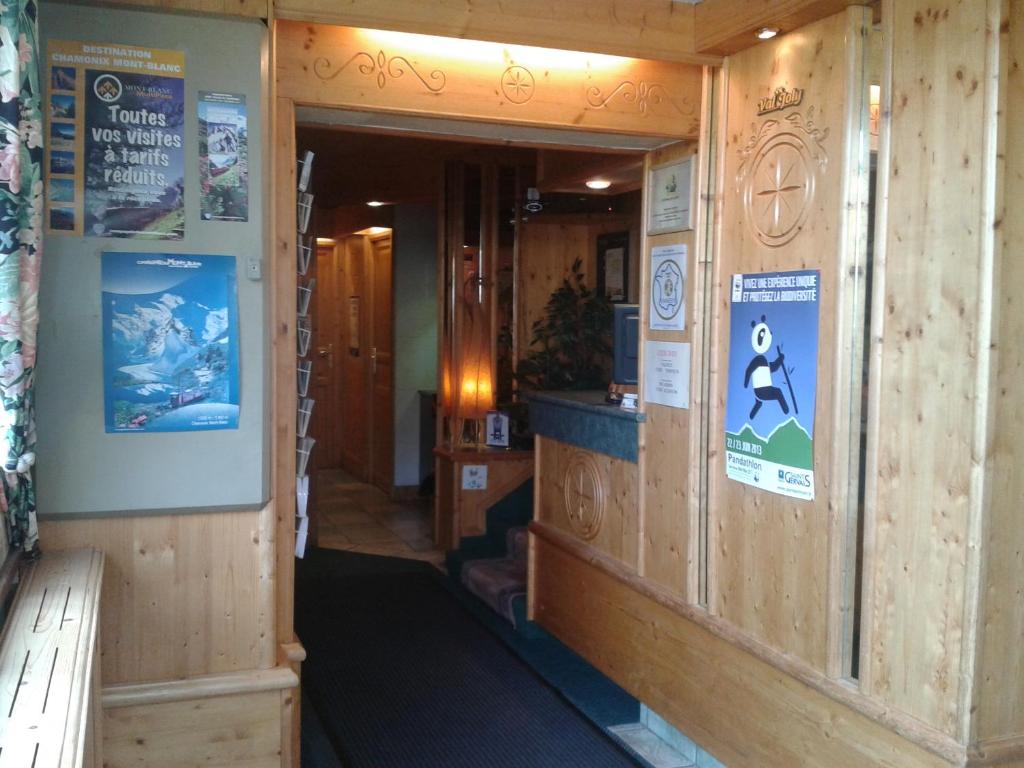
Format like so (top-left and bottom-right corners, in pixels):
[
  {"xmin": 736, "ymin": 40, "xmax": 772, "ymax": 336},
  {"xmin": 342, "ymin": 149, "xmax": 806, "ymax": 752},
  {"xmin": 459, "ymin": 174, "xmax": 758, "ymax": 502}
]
[
  {"xmin": 756, "ymin": 27, "xmax": 780, "ymax": 40},
  {"xmin": 585, "ymin": 179, "xmax": 612, "ymax": 190}
]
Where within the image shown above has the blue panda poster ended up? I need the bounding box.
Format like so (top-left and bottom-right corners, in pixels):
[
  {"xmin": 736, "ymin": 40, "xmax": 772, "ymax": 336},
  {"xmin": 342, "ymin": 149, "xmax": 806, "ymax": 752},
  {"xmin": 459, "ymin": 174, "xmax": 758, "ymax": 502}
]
[
  {"xmin": 724, "ymin": 269, "xmax": 820, "ymax": 500},
  {"xmin": 102, "ymin": 252, "xmax": 240, "ymax": 433}
]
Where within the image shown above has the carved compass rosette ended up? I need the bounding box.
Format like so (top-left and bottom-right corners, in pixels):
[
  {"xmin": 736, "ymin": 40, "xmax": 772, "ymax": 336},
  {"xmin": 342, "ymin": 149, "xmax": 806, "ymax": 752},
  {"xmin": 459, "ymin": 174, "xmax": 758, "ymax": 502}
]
[{"xmin": 736, "ymin": 107, "xmax": 830, "ymax": 248}]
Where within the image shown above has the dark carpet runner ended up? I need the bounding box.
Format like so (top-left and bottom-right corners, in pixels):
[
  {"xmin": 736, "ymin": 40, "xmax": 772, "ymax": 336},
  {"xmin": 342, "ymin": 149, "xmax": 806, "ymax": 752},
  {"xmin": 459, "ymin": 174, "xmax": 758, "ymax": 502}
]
[{"xmin": 296, "ymin": 548, "xmax": 642, "ymax": 768}]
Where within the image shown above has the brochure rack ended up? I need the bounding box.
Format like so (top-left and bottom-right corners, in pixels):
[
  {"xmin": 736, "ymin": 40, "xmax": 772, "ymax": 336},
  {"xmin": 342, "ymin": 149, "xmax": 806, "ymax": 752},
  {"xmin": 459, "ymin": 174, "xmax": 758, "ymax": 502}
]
[{"xmin": 295, "ymin": 151, "xmax": 316, "ymax": 558}]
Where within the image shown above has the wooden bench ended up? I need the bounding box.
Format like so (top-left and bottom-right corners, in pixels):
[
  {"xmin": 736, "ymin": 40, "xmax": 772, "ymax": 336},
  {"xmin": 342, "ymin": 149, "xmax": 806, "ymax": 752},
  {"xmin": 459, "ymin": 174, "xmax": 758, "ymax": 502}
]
[{"xmin": 0, "ymin": 548, "xmax": 104, "ymax": 768}]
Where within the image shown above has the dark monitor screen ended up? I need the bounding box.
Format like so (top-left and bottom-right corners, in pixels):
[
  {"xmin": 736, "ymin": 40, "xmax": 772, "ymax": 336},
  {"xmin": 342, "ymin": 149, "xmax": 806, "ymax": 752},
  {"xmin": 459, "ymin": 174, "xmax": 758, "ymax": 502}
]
[{"xmin": 613, "ymin": 304, "xmax": 639, "ymax": 385}]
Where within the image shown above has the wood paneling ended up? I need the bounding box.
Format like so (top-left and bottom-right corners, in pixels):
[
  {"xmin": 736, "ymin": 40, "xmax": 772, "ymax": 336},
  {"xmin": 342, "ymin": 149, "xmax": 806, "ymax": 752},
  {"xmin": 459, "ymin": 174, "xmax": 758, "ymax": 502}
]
[
  {"xmin": 38, "ymin": 507, "xmax": 275, "ymax": 686},
  {"xmin": 638, "ymin": 142, "xmax": 698, "ymax": 599},
  {"xmin": 275, "ymin": 21, "xmax": 703, "ymax": 141},
  {"xmin": 865, "ymin": 0, "xmax": 998, "ymax": 736},
  {"xmin": 273, "ymin": 0, "xmax": 716, "ymax": 66},
  {"xmin": 971, "ymin": 0, "xmax": 1023, "ymax": 751},
  {"xmin": 69, "ymin": 0, "xmax": 269, "ymax": 19},
  {"xmin": 434, "ymin": 449, "xmax": 534, "ymax": 546},
  {"xmin": 103, "ymin": 690, "xmax": 282, "ymax": 768},
  {"xmin": 706, "ymin": 9, "xmax": 869, "ymax": 672},
  {"xmin": 695, "ymin": 0, "xmax": 867, "ymax": 55},
  {"xmin": 517, "ymin": 213, "xmax": 636, "ymax": 360},
  {"xmin": 530, "ymin": 531, "xmax": 958, "ymax": 768},
  {"xmin": 272, "ymin": 97, "xmax": 298, "ymax": 653},
  {"xmin": 535, "ymin": 437, "xmax": 639, "ymax": 568}
]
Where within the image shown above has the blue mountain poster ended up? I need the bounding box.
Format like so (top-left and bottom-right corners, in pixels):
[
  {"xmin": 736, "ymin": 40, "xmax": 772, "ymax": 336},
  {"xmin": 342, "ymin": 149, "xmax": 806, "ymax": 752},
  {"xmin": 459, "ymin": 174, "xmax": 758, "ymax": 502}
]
[
  {"xmin": 102, "ymin": 252, "xmax": 240, "ymax": 432},
  {"xmin": 724, "ymin": 269, "xmax": 820, "ymax": 500}
]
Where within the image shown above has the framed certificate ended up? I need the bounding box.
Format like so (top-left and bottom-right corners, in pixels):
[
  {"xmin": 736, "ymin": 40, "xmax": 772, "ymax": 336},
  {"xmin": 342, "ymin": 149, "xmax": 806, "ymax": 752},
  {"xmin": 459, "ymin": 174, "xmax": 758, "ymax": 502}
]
[{"xmin": 647, "ymin": 158, "xmax": 693, "ymax": 235}]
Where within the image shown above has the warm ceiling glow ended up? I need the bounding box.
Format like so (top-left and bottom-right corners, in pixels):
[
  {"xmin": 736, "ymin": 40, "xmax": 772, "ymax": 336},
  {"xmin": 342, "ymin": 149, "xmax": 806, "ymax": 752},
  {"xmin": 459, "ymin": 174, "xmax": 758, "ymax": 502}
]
[
  {"xmin": 360, "ymin": 28, "xmax": 629, "ymax": 70},
  {"xmin": 366, "ymin": 201, "xmax": 386, "ymax": 207},
  {"xmin": 585, "ymin": 179, "xmax": 612, "ymax": 190},
  {"xmin": 315, "ymin": 237, "xmax": 336, "ymax": 245},
  {"xmin": 354, "ymin": 226, "xmax": 392, "ymax": 236},
  {"xmin": 756, "ymin": 27, "xmax": 780, "ymax": 40}
]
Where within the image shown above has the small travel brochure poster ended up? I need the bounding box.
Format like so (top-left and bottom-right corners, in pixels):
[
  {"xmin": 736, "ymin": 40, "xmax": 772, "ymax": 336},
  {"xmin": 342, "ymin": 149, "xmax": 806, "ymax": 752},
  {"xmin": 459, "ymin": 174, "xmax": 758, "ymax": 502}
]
[
  {"xmin": 724, "ymin": 269, "xmax": 820, "ymax": 500},
  {"xmin": 102, "ymin": 252, "xmax": 240, "ymax": 433},
  {"xmin": 198, "ymin": 91, "xmax": 249, "ymax": 222}
]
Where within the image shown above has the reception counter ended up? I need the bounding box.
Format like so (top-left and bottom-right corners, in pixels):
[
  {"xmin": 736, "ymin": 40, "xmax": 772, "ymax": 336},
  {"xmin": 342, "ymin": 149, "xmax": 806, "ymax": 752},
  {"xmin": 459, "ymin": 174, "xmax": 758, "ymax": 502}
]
[{"xmin": 527, "ymin": 391, "xmax": 644, "ymax": 569}]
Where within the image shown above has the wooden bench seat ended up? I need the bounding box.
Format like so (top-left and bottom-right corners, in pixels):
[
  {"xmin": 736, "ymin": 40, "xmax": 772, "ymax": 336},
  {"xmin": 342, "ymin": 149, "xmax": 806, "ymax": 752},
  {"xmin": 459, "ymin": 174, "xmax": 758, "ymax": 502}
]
[{"xmin": 0, "ymin": 548, "xmax": 104, "ymax": 768}]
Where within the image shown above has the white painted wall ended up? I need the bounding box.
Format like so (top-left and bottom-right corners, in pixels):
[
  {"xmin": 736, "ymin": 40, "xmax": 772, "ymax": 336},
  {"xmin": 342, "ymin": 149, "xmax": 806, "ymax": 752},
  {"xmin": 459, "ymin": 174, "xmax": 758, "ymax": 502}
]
[{"xmin": 391, "ymin": 204, "xmax": 437, "ymax": 488}]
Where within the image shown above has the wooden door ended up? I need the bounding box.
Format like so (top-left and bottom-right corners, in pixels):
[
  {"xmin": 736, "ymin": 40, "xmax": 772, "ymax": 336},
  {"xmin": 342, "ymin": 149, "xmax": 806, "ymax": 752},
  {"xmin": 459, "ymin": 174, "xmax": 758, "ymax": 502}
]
[
  {"xmin": 310, "ymin": 242, "xmax": 342, "ymax": 470},
  {"xmin": 339, "ymin": 235, "xmax": 371, "ymax": 481},
  {"xmin": 369, "ymin": 233, "xmax": 394, "ymax": 492}
]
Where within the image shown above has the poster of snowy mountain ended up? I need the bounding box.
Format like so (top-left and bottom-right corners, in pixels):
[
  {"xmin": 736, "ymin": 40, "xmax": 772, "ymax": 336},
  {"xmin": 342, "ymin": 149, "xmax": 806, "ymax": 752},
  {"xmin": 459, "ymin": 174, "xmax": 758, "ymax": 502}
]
[{"xmin": 102, "ymin": 252, "xmax": 240, "ymax": 432}]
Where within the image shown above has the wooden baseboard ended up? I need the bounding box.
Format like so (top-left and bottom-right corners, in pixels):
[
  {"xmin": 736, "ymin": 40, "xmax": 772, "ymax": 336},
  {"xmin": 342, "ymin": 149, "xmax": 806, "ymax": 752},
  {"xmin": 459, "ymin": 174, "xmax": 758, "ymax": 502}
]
[{"xmin": 968, "ymin": 736, "xmax": 1024, "ymax": 766}]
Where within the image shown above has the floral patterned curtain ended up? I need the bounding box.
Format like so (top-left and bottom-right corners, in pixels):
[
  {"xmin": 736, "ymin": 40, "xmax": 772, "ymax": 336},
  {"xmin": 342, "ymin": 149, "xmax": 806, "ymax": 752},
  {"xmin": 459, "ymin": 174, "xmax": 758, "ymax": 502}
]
[{"xmin": 0, "ymin": 0, "xmax": 41, "ymax": 554}]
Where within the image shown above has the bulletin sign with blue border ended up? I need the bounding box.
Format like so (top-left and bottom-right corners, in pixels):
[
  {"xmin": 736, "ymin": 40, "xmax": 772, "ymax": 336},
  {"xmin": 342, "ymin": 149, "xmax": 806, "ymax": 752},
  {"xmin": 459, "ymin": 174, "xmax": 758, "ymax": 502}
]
[{"xmin": 724, "ymin": 269, "xmax": 820, "ymax": 500}]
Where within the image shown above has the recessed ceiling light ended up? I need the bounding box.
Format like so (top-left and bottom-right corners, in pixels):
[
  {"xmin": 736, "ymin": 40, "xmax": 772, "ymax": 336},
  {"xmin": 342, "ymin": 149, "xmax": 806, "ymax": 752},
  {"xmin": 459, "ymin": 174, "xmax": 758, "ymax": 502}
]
[
  {"xmin": 366, "ymin": 200, "xmax": 385, "ymax": 207},
  {"xmin": 585, "ymin": 179, "xmax": 611, "ymax": 190},
  {"xmin": 756, "ymin": 27, "xmax": 780, "ymax": 40},
  {"xmin": 315, "ymin": 237, "xmax": 336, "ymax": 245}
]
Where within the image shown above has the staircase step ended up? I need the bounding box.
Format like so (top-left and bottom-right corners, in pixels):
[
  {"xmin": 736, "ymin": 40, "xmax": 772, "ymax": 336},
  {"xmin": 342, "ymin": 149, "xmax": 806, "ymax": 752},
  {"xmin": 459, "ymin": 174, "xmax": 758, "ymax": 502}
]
[{"xmin": 460, "ymin": 555, "xmax": 527, "ymax": 626}]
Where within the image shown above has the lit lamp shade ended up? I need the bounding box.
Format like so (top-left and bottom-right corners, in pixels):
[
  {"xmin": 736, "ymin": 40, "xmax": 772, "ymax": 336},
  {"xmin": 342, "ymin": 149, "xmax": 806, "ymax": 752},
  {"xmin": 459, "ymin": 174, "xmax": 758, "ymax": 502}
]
[{"xmin": 456, "ymin": 328, "xmax": 493, "ymax": 419}]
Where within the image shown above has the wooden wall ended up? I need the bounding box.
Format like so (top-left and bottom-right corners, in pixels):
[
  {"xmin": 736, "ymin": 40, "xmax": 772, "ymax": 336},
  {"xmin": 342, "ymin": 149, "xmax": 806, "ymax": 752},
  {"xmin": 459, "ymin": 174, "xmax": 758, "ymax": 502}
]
[
  {"xmin": 971, "ymin": 0, "xmax": 1024, "ymax": 757},
  {"xmin": 863, "ymin": 0, "xmax": 1001, "ymax": 740},
  {"xmin": 103, "ymin": 690, "xmax": 284, "ymax": 768},
  {"xmin": 530, "ymin": 1, "xmax": 1023, "ymax": 765},
  {"xmin": 706, "ymin": 8, "xmax": 869, "ymax": 674},
  {"xmin": 637, "ymin": 141, "xmax": 699, "ymax": 601},
  {"xmin": 39, "ymin": 508, "xmax": 276, "ymax": 685},
  {"xmin": 517, "ymin": 212, "xmax": 638, "ymax": 360}
]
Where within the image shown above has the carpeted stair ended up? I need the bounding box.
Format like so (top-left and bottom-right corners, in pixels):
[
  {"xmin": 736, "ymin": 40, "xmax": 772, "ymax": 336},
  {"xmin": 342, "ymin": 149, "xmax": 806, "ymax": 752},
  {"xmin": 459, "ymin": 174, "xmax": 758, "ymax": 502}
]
[
  {"xmin": 460, "ymin": 526, "xmax": 528, "ymax": 626},
  {"xmin": 445, "ymin": 479, "xmax": 533, "ymax": 628}
]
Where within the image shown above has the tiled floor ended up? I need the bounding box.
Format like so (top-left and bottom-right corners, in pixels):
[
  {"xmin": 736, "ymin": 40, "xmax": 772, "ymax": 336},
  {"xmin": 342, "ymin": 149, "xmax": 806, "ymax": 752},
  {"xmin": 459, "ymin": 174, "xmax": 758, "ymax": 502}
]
[{"xmin": 314, "ymin": 468, "xmax": 444, "ymax": 566}]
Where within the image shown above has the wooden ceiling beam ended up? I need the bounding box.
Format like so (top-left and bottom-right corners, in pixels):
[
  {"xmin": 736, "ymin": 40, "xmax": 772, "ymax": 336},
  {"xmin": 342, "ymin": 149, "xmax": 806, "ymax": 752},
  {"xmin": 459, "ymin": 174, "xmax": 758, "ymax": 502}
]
[
  {"xmin": 273, "ymin": 0, "xmax": 722, "ymax": 66},
  {"xmin": 69, "ymin": 0, "xmax": 269, "ymax": 19},
  {"xmin": 694, "ymin": 0, "xmax": 869, "ymax": 56}
]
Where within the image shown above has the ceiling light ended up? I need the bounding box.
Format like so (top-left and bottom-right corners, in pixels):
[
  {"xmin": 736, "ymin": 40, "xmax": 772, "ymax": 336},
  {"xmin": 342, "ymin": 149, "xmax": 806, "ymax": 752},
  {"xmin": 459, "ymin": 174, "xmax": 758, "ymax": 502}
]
[
  {"xmin": 315, "ymin": 237, "xmax": 336, "ymax": 245},
  {"xmin": 366, "ymin": 200, "xmax": 385, "ymax": 207},
  {"xmin": 756, "ymin": 27, "xmax": 780, "ymax": 40},
  {"xmin": 585, "ymin": 179, "xmax": 612, "ymax": 190}
]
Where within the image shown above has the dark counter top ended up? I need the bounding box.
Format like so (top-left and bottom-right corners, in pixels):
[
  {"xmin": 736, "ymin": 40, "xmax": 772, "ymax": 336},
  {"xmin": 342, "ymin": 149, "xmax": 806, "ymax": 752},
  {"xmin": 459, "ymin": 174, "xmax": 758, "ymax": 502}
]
[{"xmin": 526, "ymin": 390, "xmax": 643, "ymax": 463}]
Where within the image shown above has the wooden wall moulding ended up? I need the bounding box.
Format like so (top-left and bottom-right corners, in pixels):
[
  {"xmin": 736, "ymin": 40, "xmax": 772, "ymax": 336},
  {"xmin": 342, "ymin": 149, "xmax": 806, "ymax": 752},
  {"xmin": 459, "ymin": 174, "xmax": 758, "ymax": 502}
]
[
  {"xmin": 275, "ymin": 20, "xmax": 703, "ymax": 140},
  {"xmin": 273, "ymin": 0, "xmax": 719, "ymax": 66}
]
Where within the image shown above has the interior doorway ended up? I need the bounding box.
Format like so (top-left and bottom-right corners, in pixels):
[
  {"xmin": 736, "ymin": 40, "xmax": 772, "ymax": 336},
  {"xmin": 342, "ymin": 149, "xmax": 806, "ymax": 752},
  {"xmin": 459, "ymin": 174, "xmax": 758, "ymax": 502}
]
[{"xmin": 309, "ymin": 228, "xmax": 394, "ymax": 490}]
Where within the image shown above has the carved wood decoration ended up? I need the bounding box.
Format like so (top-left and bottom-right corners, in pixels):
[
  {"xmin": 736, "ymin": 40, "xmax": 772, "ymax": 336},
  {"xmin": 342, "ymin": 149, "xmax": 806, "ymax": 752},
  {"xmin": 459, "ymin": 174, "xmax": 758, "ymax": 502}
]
[
  {"xmin": 535, "ymin": 437, "xmax": 638, "ymax": 568},
  {"xmin": 275, "ymin": 21, "xmax": 702, "ymax": 139},
  {"xmin": 562, "ymin": 451, "xmax": 605, "ymax": 540}
]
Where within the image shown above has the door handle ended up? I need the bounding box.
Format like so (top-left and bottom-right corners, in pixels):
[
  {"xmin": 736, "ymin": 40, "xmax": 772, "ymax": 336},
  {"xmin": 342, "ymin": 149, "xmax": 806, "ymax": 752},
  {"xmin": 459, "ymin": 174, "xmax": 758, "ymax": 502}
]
[
  {"xmin": 370, "ymin": 346, "xmax": 377, "ymax": 374},
  {"xmin": 316, "ymin": 344, "xmax": 333, "ymax": 369}
]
